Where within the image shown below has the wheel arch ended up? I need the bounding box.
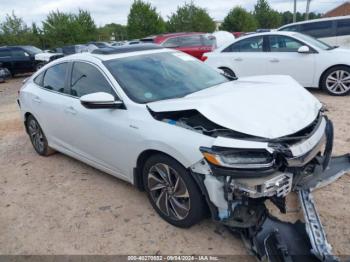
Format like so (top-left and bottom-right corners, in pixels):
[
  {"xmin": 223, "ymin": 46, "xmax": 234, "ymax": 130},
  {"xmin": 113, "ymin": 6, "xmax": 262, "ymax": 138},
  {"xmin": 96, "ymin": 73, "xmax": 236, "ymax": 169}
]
[
  {"xmin": 319, "ymin": 64, "xmax": 350, "ymax": 88},
  {"xmin": 133, "ymin": 149, "xmax": 187, "ymax": 191},
  {"xmin": 23, "ymin": 112, "xmax": 34, "ymax": 134}
]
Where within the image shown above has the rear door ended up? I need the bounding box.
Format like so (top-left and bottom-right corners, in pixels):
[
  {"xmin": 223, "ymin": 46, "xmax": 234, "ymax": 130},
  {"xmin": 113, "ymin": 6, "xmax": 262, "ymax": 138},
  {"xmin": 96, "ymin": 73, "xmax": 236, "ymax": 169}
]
[
  {"xmin": 218, "ymin": 35, "xmax": 268, "ymax": 77},
  {"xmin": 265, "ymin": 34, "xmax": 316, "ymax": 87}
]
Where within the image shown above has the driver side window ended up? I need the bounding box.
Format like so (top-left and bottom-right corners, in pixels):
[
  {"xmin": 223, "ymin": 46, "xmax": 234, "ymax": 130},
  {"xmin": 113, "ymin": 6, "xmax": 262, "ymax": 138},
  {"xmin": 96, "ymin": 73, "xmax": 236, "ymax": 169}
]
[
  {"xmin": 268, "ymin": 35, "xmax": 303, "ymax": 52},
  {"xmin": 70, "ymin": 62, "xmax": 114, "ymax": 97}
]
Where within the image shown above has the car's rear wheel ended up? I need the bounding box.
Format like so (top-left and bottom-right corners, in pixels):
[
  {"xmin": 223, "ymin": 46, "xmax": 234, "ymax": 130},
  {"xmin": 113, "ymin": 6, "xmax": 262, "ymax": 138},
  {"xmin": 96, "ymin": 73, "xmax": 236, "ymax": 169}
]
[
  {"xmin": 143, "ymin": 154, "xmax": 205, "ymax": 228},
  {"xmin": 321, "ymin": 66, "xmax": 350, "ymax": 96},
  {"xmin": 26, "ymin": 115, "xmax": 55, "ymax": 156}
]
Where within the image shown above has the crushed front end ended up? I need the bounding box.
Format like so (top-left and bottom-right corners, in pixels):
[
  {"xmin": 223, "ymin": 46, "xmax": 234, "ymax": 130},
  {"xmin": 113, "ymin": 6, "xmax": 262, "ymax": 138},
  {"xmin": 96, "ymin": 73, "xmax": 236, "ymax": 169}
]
[{"xmin": 188, "ymin": 113, "xmax": 350, "ymax": 261}]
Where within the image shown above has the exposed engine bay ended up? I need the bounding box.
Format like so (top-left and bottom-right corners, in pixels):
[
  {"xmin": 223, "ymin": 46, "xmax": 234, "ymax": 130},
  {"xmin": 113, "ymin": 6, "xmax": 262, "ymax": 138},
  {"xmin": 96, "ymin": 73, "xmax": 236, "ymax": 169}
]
[{"xmin": 151, "ymin": 108, "xmax": 350, "ymax": 262}]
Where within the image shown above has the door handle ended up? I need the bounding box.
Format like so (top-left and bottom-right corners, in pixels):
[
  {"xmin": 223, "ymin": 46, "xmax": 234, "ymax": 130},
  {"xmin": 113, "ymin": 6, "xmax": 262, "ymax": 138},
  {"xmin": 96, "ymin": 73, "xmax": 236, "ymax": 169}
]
[
  {"xmin": 32, "ymin": 96, "xmax": 41, "ymax": 104},
  {"xmin": 270, "ymin": 58, "xmax": 279, "ymax": 63},
  {"xmin": 234, "ymin": 57, "xmax": 243, "ymax": 62},
  {"xmin": 65, "ymin": 106, "xmax": 77, "ymax": 115}
]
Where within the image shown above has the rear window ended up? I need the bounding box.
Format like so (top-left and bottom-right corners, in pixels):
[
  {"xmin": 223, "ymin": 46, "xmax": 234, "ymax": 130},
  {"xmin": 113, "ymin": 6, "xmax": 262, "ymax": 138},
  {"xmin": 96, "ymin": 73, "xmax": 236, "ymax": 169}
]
[
  {"xmin": 300, "ymin": 21, "xmax": 333, "ymax": 38},
  {"xmin": 336, "ymin": 19, "xmax": 350, "ymax": 36}
]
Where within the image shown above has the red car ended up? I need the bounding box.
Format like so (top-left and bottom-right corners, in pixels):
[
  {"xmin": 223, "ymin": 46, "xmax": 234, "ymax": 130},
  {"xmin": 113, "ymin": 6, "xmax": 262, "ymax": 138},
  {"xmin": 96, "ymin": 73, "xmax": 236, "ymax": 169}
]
[{"xmin": 141, "ymin": 32, "xmax": 216, "ymax": 60}]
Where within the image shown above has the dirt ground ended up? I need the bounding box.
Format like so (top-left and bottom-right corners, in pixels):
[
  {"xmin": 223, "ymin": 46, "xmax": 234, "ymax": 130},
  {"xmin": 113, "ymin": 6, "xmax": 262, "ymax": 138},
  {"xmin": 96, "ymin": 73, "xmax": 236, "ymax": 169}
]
[{"xmin": 0, "ymin": 77, "xmax": 349, "ymax": 258}]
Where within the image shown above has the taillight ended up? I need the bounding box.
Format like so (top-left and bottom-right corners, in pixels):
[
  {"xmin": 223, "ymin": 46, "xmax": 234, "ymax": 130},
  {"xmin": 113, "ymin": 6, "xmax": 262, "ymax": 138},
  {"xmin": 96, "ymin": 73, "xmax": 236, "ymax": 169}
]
[{"xmin": 200, "ymin": 55, "xmax": 208, "ymax": 62}]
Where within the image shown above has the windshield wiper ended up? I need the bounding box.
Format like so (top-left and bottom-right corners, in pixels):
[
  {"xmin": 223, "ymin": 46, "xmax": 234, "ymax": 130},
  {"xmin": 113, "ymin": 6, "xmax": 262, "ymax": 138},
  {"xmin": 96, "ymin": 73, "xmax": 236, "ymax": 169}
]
[{"xmin": 327, "ymin": 46, "xmax": 338, "ymax": 50}]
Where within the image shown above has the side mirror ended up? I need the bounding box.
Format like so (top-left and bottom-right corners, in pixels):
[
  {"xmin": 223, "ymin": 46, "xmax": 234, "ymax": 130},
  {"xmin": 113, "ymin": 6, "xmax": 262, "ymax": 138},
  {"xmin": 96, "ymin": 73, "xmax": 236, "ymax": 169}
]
[
  {"xmin": 298, "ymin": 45, "xmax": 310, "ymax": 53},
  {"xmin": 80, "ymin": 92, "xmax": 124, "ymax": 109}
]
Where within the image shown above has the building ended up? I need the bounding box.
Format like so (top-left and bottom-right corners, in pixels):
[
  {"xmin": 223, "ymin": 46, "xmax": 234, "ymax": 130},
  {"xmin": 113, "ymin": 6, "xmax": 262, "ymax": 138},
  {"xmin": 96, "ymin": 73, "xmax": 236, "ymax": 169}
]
[{"xmin": 324, "ymin": 1, "xmax": 350, "ymax": 17}]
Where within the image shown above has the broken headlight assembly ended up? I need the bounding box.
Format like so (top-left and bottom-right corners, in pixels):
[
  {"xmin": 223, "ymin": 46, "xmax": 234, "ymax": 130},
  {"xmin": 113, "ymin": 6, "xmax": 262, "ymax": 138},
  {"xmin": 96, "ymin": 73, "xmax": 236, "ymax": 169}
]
[{"xmin": 200, "ymin": 147, "xmax": 275, "ymax": 170}]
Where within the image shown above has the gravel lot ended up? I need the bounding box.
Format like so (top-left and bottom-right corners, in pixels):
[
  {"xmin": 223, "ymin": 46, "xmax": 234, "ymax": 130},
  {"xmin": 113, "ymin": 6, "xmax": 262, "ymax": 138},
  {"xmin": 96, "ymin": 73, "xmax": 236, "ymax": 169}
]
[{"xmin": 0, "ymin": 77, "xmax": 349, "ymax": 258}]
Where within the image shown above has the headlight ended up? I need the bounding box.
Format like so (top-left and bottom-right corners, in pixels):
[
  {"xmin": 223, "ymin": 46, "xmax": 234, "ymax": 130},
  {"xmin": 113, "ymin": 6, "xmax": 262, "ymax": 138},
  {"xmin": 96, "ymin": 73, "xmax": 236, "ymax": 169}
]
[{"xmin": 200, "ymin": 147, "xmax": 275, "ymax": 169}]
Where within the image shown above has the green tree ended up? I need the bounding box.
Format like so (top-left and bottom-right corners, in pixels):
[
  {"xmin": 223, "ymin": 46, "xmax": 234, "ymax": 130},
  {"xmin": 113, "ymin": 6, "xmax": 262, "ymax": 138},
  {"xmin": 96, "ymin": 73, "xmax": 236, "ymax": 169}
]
[
  {"xmin": 253, "ymin": 0, "xmax": 281, "ymax": 28},
  {"xmin": 220, "ymin": 7, "xmax": 257, "ymax": 32},
  {"xmin": 167, "ymin": 2, "xmax": 216, "ymax": 33},
  {"xmin": 127, "ymin": 0, "xmax": 165, "ymax": 39},
  {"xmin": 0, "ymin": 12, "xmax": 30, "ymax": 44},
  {"xmin": 98, "ymin": 23, "xmax": 127, "ymax": 41},
  {"xmin": 42, "ymin": 9, "xmax": 96, "ymax": 47}
]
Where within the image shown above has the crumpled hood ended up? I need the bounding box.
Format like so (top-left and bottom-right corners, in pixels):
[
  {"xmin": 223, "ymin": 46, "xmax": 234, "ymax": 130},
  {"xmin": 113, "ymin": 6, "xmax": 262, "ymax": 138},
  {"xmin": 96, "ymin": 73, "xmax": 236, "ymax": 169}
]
[{"xmin": 147, "ymin": 75, "xmax": 322, "ymax": 139}]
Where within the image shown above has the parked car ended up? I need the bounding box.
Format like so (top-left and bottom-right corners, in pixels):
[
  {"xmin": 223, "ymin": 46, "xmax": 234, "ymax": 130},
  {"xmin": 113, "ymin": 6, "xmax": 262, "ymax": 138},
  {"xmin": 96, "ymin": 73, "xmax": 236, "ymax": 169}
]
[
  {"xmin": 0, "ymin": 62, "xmax": 11, "ymax": 83},
  {"xmin": 204, "ymin": 31, "xmax": 350, "ymax": 96},
  {"xmin": 278, "ymin": 15, "xmax": 350, "ymax": 48},
  {"xmin": 87, "ymin": 42, "xmax": 111, "ymax": 52},
  {"xmin": 60, "ymin": 45, "xmax": 89, "ymax": 56},
  {"xmin": 18, "ymin": 44, "xmax": 350, "ymax": 259},
  {"xmin": 0, "ymin": 45, "xmax": 63, "ymax": 75},
  {"xmin": 141, "ymin": 32, "xmax": 216, "ymax": 60}
]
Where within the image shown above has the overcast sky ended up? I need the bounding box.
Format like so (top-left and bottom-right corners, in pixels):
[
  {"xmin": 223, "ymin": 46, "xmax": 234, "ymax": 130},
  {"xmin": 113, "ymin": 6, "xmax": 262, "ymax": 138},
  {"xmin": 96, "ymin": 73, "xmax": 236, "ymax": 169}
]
[{"xmin": 0, "ymin": 0, "xmax": 344, "ymax": 26}]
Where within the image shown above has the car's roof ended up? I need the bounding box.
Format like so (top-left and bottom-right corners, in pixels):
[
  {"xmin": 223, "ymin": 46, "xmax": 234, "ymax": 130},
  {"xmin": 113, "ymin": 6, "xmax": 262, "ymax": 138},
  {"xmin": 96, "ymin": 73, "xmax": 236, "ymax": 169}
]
[
  {"xmin": 278, "ymin": 15, "xmax": 350, "ymax": 29},
  {"xmin": 57, "ymin": 44, "xmax": 172, "ymax": 62}
]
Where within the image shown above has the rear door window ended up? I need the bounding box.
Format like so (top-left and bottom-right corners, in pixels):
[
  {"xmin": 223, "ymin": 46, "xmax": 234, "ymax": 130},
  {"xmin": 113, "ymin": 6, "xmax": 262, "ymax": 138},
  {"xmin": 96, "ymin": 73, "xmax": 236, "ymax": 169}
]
[
  {"xmin": 43, "ymin": 63, "xmax": 68, "ymax": 93},
  {"xmin": 336, "ymin": 19, "xmax": 350, "ymax": 36},
  {"xmin": 300, "ymin": 21, "xmax": 333, "ymax": 38},
  {"xmin": 70, "ymin": 62, "xmax": 114, "ymax": 97},
  {"xmin": 223, "ymin": 36, "xmax": 264, "ymax": 52}
]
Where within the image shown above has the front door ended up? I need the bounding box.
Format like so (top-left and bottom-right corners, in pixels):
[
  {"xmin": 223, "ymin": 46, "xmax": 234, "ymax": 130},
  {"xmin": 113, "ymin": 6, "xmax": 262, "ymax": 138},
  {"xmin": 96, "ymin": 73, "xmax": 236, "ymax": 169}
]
[{"xmin": 265, "ymin": 35, "xmax": 316, "ymax": 87}]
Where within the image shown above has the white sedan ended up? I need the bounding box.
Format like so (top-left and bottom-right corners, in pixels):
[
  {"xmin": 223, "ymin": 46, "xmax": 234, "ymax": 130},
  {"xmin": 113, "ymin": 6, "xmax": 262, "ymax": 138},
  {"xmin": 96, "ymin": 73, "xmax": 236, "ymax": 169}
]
[
  {"xmin": 17, "ymin": 44, "xmax": 350, "ymax": 257},
  {"xmin": 204, "ymin": 31, "xmax": 350, "ymax": 96}
]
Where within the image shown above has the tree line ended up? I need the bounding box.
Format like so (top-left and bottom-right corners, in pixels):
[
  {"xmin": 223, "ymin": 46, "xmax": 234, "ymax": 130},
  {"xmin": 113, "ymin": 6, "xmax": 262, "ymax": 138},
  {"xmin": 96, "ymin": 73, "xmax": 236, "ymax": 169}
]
[{"xmin": 0, "ymin": 0, "xmax": 322, "ymax": 49}]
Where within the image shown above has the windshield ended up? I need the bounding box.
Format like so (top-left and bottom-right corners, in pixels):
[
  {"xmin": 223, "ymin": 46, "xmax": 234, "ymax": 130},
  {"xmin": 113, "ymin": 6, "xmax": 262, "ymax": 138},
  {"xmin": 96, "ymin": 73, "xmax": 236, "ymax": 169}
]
[
  {"xmin": 104, "ymin": 52, "xmax": 228, "ymax": 103},
  {"xmin": 294, "ymin": 33, "xmax": 332, "ymax": 50},
  {"xmin": 23, "ymin": 46, "xmax": 43, "ymax": 54}
]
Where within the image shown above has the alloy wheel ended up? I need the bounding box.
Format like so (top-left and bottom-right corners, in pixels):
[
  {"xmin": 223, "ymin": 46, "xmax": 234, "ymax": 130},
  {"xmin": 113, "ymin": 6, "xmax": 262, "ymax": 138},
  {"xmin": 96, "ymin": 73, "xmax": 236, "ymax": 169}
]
[
  {"xmin": 28, "ymin": 118, "xmax": 45, "ymax": 153},
  {"xmin": 147, "ymin": 163, "xmax": 190, "ymax": 221},
  {"xmin": 326, "ymin": 70, "xmax": 350, "ymax": 95}
]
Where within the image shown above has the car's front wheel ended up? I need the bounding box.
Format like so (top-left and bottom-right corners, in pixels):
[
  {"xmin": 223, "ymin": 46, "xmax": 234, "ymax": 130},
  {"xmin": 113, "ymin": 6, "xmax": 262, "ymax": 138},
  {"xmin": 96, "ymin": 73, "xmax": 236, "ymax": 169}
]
[
  {"xmin": 321, "ymin": 66, "xmax": 350, "ymax": 96},
  {"xmin": 26, "ymin": 115, "xmax": 55, "ymax": 156},
  {"xmin": 143, "ymin": 154, "xmax": 205, "ymax": 228}
]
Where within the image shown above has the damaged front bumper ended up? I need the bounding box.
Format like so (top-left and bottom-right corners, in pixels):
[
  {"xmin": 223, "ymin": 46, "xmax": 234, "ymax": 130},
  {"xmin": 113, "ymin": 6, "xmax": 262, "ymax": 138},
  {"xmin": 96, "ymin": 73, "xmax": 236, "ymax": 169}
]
[
  {"xmin": 192, "ymin": 154, "xmax": 350, "ymax": 261},
  {"xmin": 189, "ymin": 115, "xmax": 349, "ymax": 261}
]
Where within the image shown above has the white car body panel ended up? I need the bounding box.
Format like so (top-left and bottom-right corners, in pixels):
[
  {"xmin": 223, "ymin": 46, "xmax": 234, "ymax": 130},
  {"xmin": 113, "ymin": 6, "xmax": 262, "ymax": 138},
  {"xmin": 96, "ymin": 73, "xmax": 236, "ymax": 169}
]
[
  {"xmin": 148, "ymin": 75, "xmax": 321, "ymax": 139},
  {"xmin": 205, "ymin": 31, "xmax": 350, "ymax": 88}
]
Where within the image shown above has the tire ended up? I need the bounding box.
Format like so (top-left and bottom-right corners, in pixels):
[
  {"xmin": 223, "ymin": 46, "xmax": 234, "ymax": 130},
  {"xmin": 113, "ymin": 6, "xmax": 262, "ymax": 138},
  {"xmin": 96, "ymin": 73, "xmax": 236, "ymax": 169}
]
[
  {"xmin": 321, "ymin": 66, "xmax": 350, "ymax": 96},
  {"xmin": 26, "ymin": 115, "xmax": 55, "ymax": 156},
  {"xmin": 219, "ymin": 67, "xmax": 236, "ymax": 78},
  {"xmin": 35, "ymin": 63, "xmax": 45, "ymax": 71},
  {"xmin": 143, "ymin": 154, "xmax": 205, "ymax": 228}
]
